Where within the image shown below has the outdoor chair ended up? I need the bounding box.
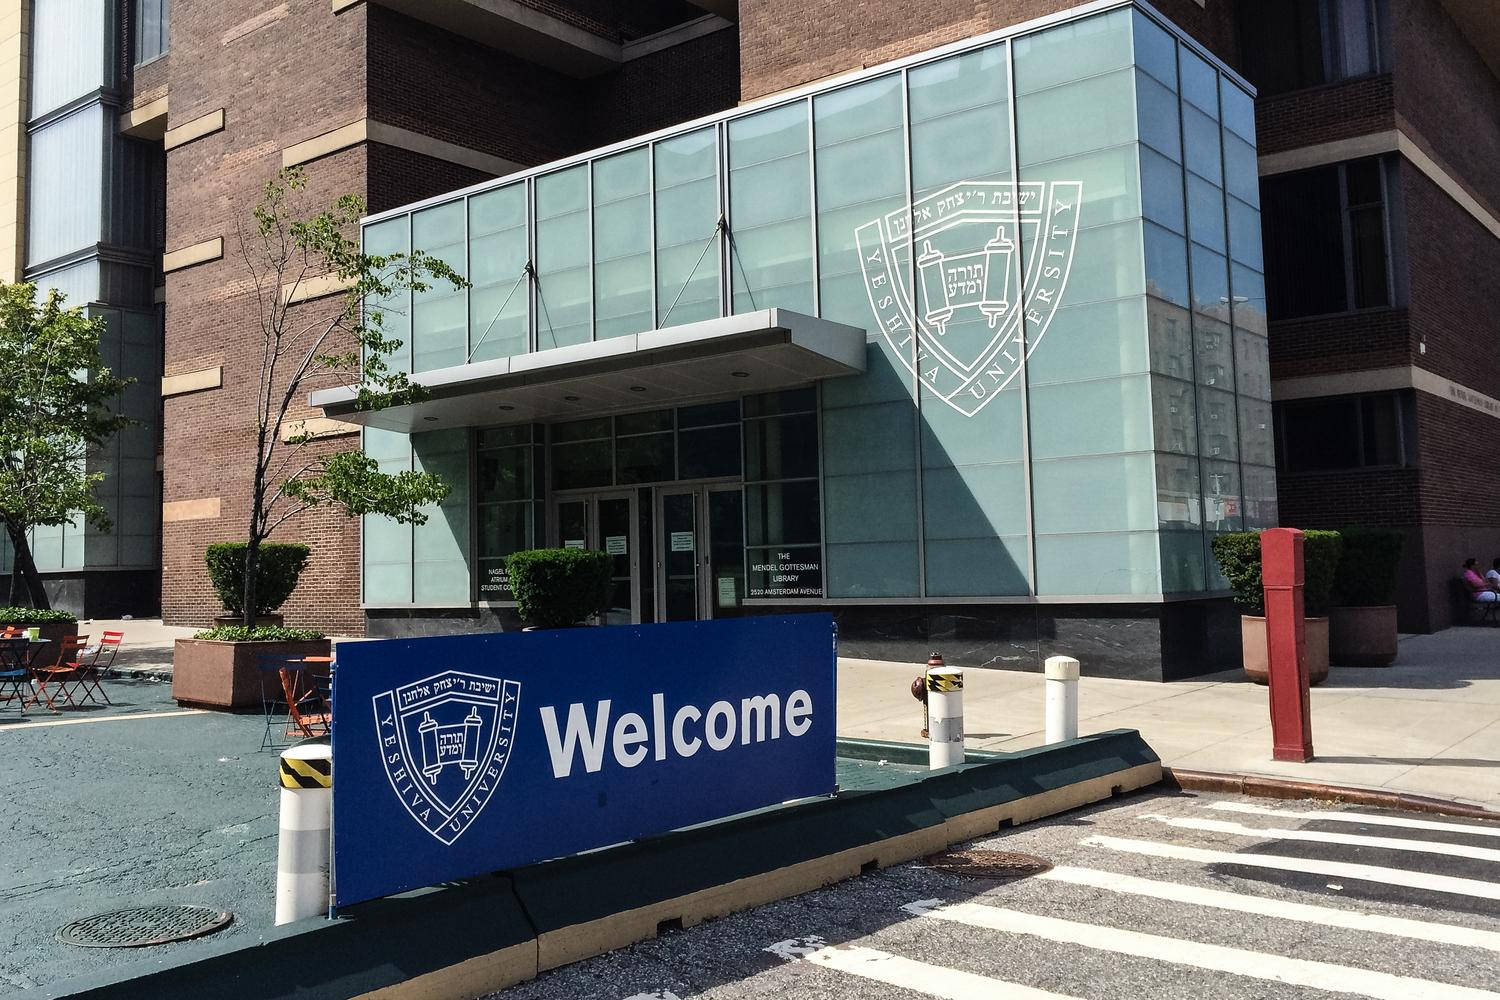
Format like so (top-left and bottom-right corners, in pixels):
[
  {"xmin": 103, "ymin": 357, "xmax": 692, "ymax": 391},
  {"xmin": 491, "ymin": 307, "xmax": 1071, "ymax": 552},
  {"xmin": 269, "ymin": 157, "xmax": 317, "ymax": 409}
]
[
  {"xmin": 67, "ymin": 634, "xmax": 114, "ymax": 707},
  {"xmin": 28, "ymin": 635, "xmax": 87, "ymax": 712},
  {"xmin": 259, "ymin": 655, "xmax": 331, "ymax": 750},
  {"xmin": 1473, "ymin": 597, "xmax": 1500, "ymax": 626},
  {"xmin": 0, "ymin": 637, "xmax": 30, "ymax": 716}
]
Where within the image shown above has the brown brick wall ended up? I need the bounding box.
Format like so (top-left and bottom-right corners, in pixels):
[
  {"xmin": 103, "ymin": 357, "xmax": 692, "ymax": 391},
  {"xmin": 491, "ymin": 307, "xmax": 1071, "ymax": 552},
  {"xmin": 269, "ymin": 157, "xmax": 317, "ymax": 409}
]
[
  {"xmin": 1253, "ymin": 75, "xmax": 1394, "ymax": 157},
  {"xmin": 1404, "ymin": 166, "xmax": 1500, "ymax": 401},
  {"xmin": 586, "ymin": 25, "xmax": 740, "ymax": 146},
  {"xmin": 367, "ymin": 6, "xmax": 586, "ymax": 169},
  {"xmin": 161, "ymin": 1, "xmax": 371, "ymax": 635},
  {"xmin": 1266, "ymin": 308, "xmax": 1411, "ymax": 382},
  {"xmin": 366, "ymin": 144, "xmax": 494, "ymax": 216},
  {"xmin": 1391, "ymin": 0, "xmax": 1500, "ymax": 219},
  {"xmin": 737, "ymin": 0, "xmax": 1236, "ymax": 102}
]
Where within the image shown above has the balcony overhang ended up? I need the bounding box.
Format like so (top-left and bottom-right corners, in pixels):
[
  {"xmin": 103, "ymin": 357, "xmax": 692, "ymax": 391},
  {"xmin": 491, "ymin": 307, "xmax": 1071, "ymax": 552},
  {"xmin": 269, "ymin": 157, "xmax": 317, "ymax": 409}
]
[
  {"xmin": 368, "ymin": 0, "xmax": 621, "ymax": 77},
  {"xmin": 310, "ymin": 309, "xmax": 867, "ymax": 433}
]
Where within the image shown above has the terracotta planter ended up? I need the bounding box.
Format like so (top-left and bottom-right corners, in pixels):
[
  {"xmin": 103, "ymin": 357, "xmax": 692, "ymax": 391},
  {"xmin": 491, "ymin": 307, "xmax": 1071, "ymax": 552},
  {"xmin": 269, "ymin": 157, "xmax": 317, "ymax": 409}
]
[
  {"xmin": 1240, "ymin": 615, "xmax": 1329, "ymax": 686},
  {"xmin": 172, "ymin": 637, "xmax": 331, "ymax": 710},
  {"xmin": 1329, "ymin": 605, "xmax": 1398, "ymax": 667}
]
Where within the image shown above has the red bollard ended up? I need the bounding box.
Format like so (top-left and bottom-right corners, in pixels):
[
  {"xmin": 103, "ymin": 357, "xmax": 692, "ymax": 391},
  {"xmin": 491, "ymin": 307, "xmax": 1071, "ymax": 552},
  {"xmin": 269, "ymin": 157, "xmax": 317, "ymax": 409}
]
[{"xmin": 1262, "ymin": 528, "xmax": 1314, "ymax": 762}]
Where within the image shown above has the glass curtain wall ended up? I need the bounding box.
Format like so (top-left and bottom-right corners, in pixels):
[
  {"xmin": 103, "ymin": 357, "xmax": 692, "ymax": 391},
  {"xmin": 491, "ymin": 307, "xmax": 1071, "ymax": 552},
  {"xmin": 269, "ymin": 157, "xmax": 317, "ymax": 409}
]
[
  {"xmin": 363, "ymin": 3, "xmax": 1269, "ymax": 607},
  {"xmin": 16, "ymin": 0, "xmax": 163, "ymax": 579}
]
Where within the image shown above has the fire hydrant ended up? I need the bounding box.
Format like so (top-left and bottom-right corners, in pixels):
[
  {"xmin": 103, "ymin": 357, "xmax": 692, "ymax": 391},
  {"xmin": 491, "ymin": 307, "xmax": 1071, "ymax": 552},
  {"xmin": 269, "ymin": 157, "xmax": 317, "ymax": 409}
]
[{"xmin": 911, "ymin": 652, "xmax": 945, "ymax": 738}]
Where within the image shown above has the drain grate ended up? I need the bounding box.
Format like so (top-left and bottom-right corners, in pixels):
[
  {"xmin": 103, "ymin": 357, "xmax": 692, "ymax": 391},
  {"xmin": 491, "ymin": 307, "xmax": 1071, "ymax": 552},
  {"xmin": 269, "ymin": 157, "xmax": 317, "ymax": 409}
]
[
  {"xmin": 57, "ymin": 905, "xmax": 233, "ymax": 949},
  {"xmin": 923, "ymin": 849, "xmax": 1053, "ymax": 881}
]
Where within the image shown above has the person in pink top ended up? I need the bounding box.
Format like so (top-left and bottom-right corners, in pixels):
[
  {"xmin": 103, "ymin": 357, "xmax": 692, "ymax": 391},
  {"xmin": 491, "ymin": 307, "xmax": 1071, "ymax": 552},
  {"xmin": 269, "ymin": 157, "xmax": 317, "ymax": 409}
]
[{"xmin": 1462, "ymin": 558, "xmax": 1498, "ymax": 602}]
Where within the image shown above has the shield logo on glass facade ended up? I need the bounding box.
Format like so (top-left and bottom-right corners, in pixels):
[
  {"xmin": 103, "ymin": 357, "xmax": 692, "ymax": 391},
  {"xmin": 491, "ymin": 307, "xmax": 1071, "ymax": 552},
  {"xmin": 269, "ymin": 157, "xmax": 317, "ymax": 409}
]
[
  {"xmin": 373, "ymin": 670, "xmax": 521, "ymax": 845},
  {"xmin": 856, "ymin": 180, "xmax": 1083, "ymax": 417}
]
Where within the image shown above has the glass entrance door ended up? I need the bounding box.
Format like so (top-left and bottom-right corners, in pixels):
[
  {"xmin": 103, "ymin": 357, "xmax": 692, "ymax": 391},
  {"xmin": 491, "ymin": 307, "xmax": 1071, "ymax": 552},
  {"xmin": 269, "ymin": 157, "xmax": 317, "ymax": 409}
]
[
  {"xmin": 653, "ymin": 486, "xmax": 744, "ymax": 622},
  {"xmin": 552, "ymin": 491, "xmax": 639, "ymax": 624},
  {"xmin": 657, "ymin": 489, "xmax": 699, "ymax": 622}
]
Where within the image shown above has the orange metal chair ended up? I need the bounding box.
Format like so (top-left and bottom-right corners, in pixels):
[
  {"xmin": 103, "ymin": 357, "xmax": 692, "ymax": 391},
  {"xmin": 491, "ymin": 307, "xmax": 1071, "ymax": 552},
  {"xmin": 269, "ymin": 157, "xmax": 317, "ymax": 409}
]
[
  {"xmin": 282, "ymin": 656, "xmax": 332, "ymax": 739},
  {"xmin": 29, "ymin": 635, "xmax": 87, "ymax": 712},
  {"xmin": 70, "ymin": 631, "xmax": 120, "ymax": 706}
]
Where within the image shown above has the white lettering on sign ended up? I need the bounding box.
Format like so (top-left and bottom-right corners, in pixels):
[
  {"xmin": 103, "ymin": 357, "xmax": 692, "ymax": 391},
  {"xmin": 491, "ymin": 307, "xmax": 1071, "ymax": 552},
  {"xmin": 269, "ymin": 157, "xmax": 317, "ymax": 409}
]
[{"xmin": 539, "ymin": 689, "xmax": 815, "ymax": 778}]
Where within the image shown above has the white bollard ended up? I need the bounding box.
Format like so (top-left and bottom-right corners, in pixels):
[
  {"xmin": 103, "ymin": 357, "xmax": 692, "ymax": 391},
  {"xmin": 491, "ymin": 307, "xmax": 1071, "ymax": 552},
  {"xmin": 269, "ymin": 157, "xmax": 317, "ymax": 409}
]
[
  {"xmin": 1044, "ymin": 655, "xmax": 1080, "ymax": 744},
  {"xmin": 926, "ymin": 659, "xmax": 964, "ymax": 769},
  {"xmin": 275, "ymin": 744, "xmax": 332, "ymax": 925}
]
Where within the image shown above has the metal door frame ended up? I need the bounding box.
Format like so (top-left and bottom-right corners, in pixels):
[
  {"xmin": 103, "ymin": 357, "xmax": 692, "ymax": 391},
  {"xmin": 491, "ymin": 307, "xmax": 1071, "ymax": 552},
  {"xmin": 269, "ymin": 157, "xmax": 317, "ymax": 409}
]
[
  {"xmin": 552, "ymin": 488, "xmax": 642, "ymax": 624},
  {"xmin": 653, "ymin": 486, "xmax": 703, "ymax": 622}
]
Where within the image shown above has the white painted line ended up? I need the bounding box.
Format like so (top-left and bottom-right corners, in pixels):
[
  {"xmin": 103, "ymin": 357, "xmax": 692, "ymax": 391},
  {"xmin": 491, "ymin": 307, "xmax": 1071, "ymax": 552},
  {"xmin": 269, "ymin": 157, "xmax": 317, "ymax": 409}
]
[
  {"xmin": 903, "ymin": 899, "xmax": 1500, "ymax": 1000},
  {"xmin": 1085, "ymin": 835, "xmax": 1500, "ymax": 902},
  {"xmin": 1209, "ymin": 800, "xmax": 1500, "ymax": 838},
  {"xmin": 1040, "ymin": 865, "xmax": 1500, "ymax": 953},
  {"xmin": 1143, "ymin": 813, "xmax": 1500, "ymax": 864},
  {"xmin": 621, "ymin": 993, "xmax": 682, "ymax": 1000},
  {"xmin": 766, "ymin": 936, "xmax": 1081, "ymax": 1000},
  {"xmin": 0, "ymin": 708, "xmax": 205, "ymax": 732}
]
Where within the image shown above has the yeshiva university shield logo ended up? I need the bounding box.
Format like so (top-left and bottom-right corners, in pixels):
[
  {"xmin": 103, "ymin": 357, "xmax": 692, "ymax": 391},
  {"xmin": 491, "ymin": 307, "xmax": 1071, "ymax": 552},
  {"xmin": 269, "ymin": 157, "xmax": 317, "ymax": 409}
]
[
  {"xmin": 374, "ymin": 670, "xmax": 521, "ymax": 845},
  {"xmin": 856, "ymin": 180, "xmax": 1083, "ymax": 417}
]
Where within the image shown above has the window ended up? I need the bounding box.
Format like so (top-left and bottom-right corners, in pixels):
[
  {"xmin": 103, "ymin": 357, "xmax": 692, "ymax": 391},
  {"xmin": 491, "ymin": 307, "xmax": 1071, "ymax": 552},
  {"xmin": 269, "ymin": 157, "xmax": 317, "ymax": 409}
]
[
  {"xmin": 475, "ymin": 425, "xmax": 545, "ymax": 601},
  {"xmin": 136, "ymin": 0, "xmax": 169, "ymax": 64},
  {"xmin": 743, "ymin": 388, "xmax": 822, "ymax": 599},
  {"xmin": 1238, "ymin": 0, "xmax": 1386, "ymax": 97},
  {"xmin": 1274, "ymin": 391, "xmax": 1412, "ymax": 473},
  {"xmin": 1262, "ymin": 157, "xmax": 1395, "ymax": 319}
]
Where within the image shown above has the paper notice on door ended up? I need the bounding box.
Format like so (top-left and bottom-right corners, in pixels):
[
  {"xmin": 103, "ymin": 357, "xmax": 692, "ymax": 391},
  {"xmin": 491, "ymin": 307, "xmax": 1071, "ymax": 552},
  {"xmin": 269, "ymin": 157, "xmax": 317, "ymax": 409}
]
[
  {"xmin": 670, "ymin": 531, "xmax": 694, "ymax": 552},
  {"xmin": 717, "ymin": 576, "xmax": 737, "ymax": 608},
  {"xmin": 563, "ymin": 539, "xmax": 585, "ymax": 549},
  {"xmin": 605, "ymin": 535, "xmax": 627, "ymax": 555}
]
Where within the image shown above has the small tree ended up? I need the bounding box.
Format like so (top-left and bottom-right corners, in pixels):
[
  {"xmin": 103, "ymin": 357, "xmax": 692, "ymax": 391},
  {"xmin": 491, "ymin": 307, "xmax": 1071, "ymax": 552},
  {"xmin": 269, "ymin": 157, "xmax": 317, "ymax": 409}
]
[
  {"xmin": 234, "ymin": 167, "xmax": 462, "ymax": 626},
  {"xmin": 0, "ymin": 284, "xmax": 132, "ymax": 609}
]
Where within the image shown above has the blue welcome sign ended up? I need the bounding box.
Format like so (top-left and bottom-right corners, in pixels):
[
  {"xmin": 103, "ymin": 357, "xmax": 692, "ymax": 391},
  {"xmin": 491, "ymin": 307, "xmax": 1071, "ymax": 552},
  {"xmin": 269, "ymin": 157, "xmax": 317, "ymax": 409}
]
[{"xmin": 331, "ymin": 614, "xmax": 837, "ymax": 906}]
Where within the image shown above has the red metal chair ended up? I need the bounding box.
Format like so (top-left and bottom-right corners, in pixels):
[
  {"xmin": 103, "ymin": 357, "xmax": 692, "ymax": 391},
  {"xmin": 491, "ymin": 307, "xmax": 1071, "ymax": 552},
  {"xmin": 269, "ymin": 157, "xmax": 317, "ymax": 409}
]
[
  {"xmin": 28, "ymin": 635, "xmax": 87, "ymax": 712},
  {"xmin": 283, "ymin": 656, "xmax": 332, "ymax": 740},
  {"xmin": 70, "ymin": 631, "xmax": 120, "ymax": 706}
]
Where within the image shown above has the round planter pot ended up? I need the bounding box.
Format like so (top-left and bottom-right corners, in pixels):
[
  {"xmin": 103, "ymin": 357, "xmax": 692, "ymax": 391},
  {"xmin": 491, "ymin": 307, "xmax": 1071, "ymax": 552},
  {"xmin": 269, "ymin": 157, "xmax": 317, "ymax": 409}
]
[
  {"xmin": 1241, "ymin": 615, "xmax": 1329, "ymax": 686},
  {"xmin": 1329, "ymin": 605, "xmax": 1398, "ymax": 667}
]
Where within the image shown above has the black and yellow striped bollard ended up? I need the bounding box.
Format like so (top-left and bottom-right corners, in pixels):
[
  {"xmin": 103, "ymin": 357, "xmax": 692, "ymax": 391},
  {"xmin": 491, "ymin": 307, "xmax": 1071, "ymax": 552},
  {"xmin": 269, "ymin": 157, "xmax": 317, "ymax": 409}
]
[{"xmin": 276, "ymin": 744, "xmax": 332, "ymax": 925}]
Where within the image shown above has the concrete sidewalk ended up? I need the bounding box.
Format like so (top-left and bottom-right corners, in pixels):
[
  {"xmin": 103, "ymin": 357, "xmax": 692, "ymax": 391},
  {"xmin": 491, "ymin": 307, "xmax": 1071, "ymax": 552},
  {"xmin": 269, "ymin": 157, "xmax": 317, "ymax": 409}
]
[{"xmin": 839, "ymin": 626, "xmax": 1500, "ymax": 810}]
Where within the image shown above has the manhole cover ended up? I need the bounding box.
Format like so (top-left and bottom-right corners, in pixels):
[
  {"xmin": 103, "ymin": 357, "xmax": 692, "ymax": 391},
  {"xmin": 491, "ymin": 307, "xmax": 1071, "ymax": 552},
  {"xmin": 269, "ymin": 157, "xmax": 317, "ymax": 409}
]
[
  {"xmin": 57, "ymin": 905, "xmax": 233, "ymax": 948},
  {"xmin": 924, "ymin": 849, "xmax": 1053, "ymax": 881}
]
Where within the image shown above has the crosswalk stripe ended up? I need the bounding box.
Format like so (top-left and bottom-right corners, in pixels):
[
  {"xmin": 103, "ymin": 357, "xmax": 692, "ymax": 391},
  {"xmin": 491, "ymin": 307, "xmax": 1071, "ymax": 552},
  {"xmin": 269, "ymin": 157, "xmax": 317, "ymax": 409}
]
[
  {"xmin": 902, "ymin": 899, "xmax": 1500, "ymax": 1000},
  {"xmin": 1039, "ymin": 865, "xmax": 1500, "ymax": 952},
  {"xmin": 1209, "ymin": 800, "xmax": 1500, "ymax": 838},
  {"xmin": 1085, "ymin": 835, "xmax": 1500, "ymax": 901},
  {"xmin": 1143, "ymin": 813, "xmax": 1500, "ymax": 864},
  {"xmin": 765, "ymin": 936, "xmax": 1081, "ymax": 1000}
]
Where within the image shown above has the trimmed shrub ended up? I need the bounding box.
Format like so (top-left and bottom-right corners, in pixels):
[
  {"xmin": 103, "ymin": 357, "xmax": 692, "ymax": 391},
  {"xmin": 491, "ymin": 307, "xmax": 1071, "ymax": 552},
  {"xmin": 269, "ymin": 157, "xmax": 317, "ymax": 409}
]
[
  {"xmin": 1302, "ymin": 529, "xmax": 1343, "ymax": 617},
  {"xmin": 192, "ymin": 625, "xmax": 326, "ymax": 642},
  {"xmin": 1332, "ymin": 526, "xmax": 1405, "ymax": 607},
  {"xmin": 0, "ymin": 607, "xmax": 77, "ymax": 624},
  {"xmin": 1210, "ymin": 529, "xmax": 1343, "ymax": 616},
  {"xmin": 506, "ymin": 548, "xmax": 613, "ymax": 629},
  {"xmin": 1211, "ymin": 532, "xmax": 1264, "ymax": 615},
  {"xmin": 205, "ymin": 542, "xmax": 311, "ymax": 615}
]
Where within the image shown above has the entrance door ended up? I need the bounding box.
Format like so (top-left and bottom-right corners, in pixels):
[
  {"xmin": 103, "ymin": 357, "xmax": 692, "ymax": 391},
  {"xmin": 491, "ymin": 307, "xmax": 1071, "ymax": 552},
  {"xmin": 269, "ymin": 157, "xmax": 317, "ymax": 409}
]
[
  {"xmin": 552, "ymin": 491, "xmax": 640, "ymax": 624},
  {"xmin": 653, "ymin": 486, "xmax": 744, "ymax": 622}
]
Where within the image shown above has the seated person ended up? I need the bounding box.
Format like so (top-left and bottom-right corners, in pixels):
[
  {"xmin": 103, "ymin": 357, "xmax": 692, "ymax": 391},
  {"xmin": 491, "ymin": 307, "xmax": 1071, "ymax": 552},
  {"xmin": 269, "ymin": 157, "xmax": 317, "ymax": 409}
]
[
  {"xmin": 1487, "ymin": 558, "xmax": 1500, "ymax": 593},
  {"xmin": 1463, "ymin": 558, "xmax": 1498, "ymax": 602}
]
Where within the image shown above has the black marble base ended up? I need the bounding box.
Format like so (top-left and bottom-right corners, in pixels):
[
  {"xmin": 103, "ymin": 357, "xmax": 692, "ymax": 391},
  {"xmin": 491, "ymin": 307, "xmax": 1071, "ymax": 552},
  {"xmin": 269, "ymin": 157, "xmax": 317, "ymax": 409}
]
[
  {"xmin": 36, "ymin": 568, "xmax": 161, "ymax": 620},
  {"xmin": 365, "ymin": 606, "xmax": 525, "ymax": 638},
  {"xmin": 364, "ymin": 600, "xmax": 1241, "ymax": 681},
  {"xmin": 744, "ymin": 600, "xmax": 1241, "ymax": 681}
]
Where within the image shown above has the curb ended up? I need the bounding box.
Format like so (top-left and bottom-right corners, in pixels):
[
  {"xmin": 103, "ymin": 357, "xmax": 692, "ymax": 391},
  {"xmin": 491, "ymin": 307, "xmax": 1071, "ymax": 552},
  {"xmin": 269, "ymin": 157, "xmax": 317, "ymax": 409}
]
[{"xmin": 1163, "ymin": 767, "xmax": 1500, "ymax": 822}]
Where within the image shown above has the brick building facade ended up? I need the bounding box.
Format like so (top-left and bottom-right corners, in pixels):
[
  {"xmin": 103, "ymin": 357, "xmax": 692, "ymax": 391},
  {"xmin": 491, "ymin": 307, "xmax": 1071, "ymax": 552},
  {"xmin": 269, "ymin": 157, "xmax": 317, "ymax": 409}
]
[{"xmin": 5, "ymin": 0, "xmax": 1498, "ymax": 648}]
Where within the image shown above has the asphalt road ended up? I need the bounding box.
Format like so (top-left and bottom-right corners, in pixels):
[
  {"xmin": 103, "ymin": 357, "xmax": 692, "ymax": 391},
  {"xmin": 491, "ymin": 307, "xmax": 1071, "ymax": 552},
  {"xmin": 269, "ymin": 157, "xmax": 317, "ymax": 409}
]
[
  {"xmin": 0, "ymin": 679, "xmax": 280, "ymax": 995},
  {"xmin": 486, "ymin": 790, "xmax": 1500, "ymax": 1000}
]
